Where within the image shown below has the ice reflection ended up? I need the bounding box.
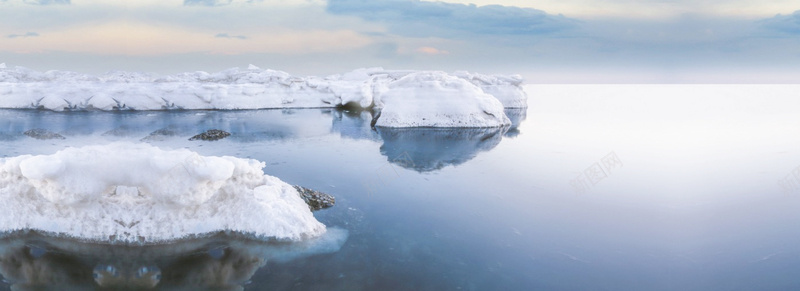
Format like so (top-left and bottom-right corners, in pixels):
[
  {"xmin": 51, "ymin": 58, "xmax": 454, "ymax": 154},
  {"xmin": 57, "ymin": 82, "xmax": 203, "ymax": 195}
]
[
  {"xmin": 0, "ymin": 109, "xmax": 334, "ymax": 142},
  {"xmin": 0, "ymin": 108, "xmax": 521, "ymax": 172},
  {"xmin": 330, "ymin": 110, "xmax": 380, "ymax": 141},
  {"xmin": 0, "ymin": 229, "xmax": 347, "ymax": 290},
  {"xmin": 376, "ymin": 127, "xmax": 507, "ymax": 172}
]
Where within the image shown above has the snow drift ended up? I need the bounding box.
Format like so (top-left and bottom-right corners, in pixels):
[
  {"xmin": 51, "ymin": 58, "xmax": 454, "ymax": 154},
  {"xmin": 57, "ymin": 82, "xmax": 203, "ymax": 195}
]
[
  {"xmin": 0, "ymin": 143, "xmax": 325, "ymax": 243},
  {"xmin": 0, "ymin": 64, "xmax": 526, "ymax": 127},
  {"xmin": 373, "ymin": 71, "xmax": 510, "ymax": 127}
]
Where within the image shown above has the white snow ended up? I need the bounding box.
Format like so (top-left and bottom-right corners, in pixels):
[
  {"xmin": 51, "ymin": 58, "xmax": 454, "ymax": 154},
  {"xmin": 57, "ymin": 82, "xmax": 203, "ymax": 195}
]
[
  {"xmin": 0, "ymin": 143, "xmax": 326, "ymax": 243},
  {"xmin": 373, "ymin": 71, "xmax": 510, "ymax": 127},
  {"xmin": 453, "ymin": 71, "xmax": 527, "ymax": 108},
  {"xmin": 0, "ymin": 65, "xmax": 526, "ymax": 127}
]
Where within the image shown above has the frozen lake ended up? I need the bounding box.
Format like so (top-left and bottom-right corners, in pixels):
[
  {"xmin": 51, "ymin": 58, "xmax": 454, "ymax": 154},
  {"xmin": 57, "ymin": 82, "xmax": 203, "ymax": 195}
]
[{"xmin": 1, "ymin": 85, "xmax": 800, "ymax": 290}]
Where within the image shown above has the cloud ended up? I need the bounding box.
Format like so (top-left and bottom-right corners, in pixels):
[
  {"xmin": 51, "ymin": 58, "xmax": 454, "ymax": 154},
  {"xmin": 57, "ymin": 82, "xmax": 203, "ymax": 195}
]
[
  {"xmin": 23, "ymin": 0, "xmax": 69, "ymax": 4},
  {"xmin": 7, "ymin": 32, "xmax": 39, "ymax": 38},
  {"xmin": 326, "ymin": 0, "xmax": 578, "ymax": 39},
  {"xmin": 0, "ymin": 21, "xmax": 371, "ymax": 55},
  {"xmin": 184, "ymin": 0, "xmax": 232, "ymax": 6},
  {"xmin": 215, "ymin": 33, "xmax": 247, "ymax": 39},
  {"xmin": 415, "ymin": 46, "xmax": 448, "ymax": 55},
  {"xmin": 1, "ymin": 0, "xmax": 798, "ymax": 83},
  {"xmin": 181, "ymin": 0, "xmax": 328, "ymax": 7},
  {"xmin": 377, "ymin": 42, "xmax": 399, "ymax": 55},
  {"xmin": 760, "ymin": 11, "xmax": 800, "ymax": 34}
]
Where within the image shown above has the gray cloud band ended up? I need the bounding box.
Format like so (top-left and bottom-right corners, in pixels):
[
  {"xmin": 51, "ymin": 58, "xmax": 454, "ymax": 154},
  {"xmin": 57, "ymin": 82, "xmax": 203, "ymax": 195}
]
[
  {"xmin": 7, "ymin": 32, "xmax": 39, "ymax": 38},
  {"xmin": 760, "ymin": 11, "xmax": 800, "ymax": 34},
  {"xmin": 326, "ymin": 0, "xmax": 579, "ymax": 38},
  {"xmin": 215, "ymin": 33, "xmax": 248, "ymax": 40},
  {"xmin": 23, "ymin": 0, "xmax": 69, "ymax": 5}
]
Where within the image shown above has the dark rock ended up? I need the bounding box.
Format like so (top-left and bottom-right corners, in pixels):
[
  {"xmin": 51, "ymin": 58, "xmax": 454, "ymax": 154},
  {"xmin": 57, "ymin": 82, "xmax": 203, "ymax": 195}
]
[
  {"xmin": 293, "ymin": 185, "xmax": 335, "ymax": 211},
  {"xmin": 189, "ymin": 129, "xmax": 230, "ymax": 141},
  {"xmin": 23, "ymin": 129, "xmax": 65, "ymax": 140}
]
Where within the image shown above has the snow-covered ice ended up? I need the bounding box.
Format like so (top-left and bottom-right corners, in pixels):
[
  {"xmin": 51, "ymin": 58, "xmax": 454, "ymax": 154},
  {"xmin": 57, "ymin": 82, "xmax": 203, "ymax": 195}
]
[
  {"xmin": 0, "ymin": 143, "xmax": 325, "ymax": 243},
  {"xmin": 0, "ymin": 65, "xmax": 526, "ymax": 127},
  {"xmin": 373, "ymin": 71, "xmax": 510, "ymax": 127},
  {"xmin": 453, "ymin": 71, "xmax": 527, "ymax": 108}
]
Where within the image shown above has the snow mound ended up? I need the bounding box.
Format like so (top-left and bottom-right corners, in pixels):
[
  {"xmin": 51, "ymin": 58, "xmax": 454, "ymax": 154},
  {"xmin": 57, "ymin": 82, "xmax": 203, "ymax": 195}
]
[
  {"xmin": 453, "ymin": 71, "xmax": 527, "ymax": 108},
  {"xmin": 374, "ymin": 72, "xmax": 510, "ymax": 127},
  {"xmin": 0, "ymin": 143, "xmax": 325, "ymax": 243},
  {"xmin": 0, "ymin": 65, "xmax": 526, "ymax": 127}
]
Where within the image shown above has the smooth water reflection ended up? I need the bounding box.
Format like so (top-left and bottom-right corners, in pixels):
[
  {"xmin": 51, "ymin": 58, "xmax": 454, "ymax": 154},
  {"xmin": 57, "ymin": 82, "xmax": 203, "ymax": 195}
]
[
  {"xmin": 0, "ymin": 229, "xmax": 347, "ymax": 291},
  {"xmin": 377, "ymin": 127, "xmax": 506, "ymax": 172},
  {"xmin": 0, "ymin": 108, "xmax": 523, "ymax": 172}
]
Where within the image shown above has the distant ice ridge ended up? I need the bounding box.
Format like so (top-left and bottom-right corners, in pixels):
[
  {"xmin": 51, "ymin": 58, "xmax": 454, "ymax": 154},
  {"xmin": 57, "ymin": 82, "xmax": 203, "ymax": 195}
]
[
  {"xmin": 0, "ymin": 143, "xmax": 325, "ymax": 243},
  {"xmin": 0, "ymin": 65, "xmax": 526, "ymax": 127}
]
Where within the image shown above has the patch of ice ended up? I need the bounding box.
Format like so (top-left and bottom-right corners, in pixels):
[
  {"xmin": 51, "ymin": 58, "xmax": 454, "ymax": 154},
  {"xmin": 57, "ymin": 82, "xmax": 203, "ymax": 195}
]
[
  {"xmin": 0, "ymin": 65, "xmax": 527, "ymax": 127},
  {"xmin": 453, "ymin": 71, "xmax": 528, "ymax": 108},
  {"xmin": 0, "ymin": 143, "xmax": 325, "ymax": 243},
  {"xmin": 373, "ymin": 72, "xmax": 511, "ymax": 127}
]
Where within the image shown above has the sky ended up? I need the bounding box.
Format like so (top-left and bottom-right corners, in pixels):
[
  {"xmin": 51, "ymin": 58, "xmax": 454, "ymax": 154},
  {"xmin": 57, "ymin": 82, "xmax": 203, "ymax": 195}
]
[{"xmin": 0, "ymin": 0, "xmax": 799, "ymax": 83}]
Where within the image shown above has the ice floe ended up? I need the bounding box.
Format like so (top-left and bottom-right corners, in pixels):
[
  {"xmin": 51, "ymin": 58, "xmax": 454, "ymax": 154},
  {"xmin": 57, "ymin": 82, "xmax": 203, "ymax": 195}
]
[
  {"xmin": 0, "ymin": 143, "xmax": 326, "ymax": 243},
  {"xmin": 372, "ymin": 71, "xmax": 510, "ymax": 127},
  {"xmin": 0, "ymin": 65, "xmax": 526, "ymax": 127}
]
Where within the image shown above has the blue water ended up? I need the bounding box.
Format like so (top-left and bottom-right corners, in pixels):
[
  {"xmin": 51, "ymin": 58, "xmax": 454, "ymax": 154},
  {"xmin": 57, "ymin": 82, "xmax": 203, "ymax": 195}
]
[{"xmin": 1, "ymin": 86, "xmax": 800, "ymax": 290}]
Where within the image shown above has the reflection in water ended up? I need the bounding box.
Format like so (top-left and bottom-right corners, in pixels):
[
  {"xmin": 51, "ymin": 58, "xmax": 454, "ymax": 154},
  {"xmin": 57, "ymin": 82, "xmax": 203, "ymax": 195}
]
[
  {"xmin": 0, "ymin": 229, "xmax": 347, "ymax": 290},
  {"xmin": 0, "ymin": 108, "xmax": 519, "ymax": 173},
  {"xmin": 330, "ymin": 110, "xmax": 380, "ymax": 141},
  {"xmin": 92, "ymin": 264, "xmax": 161, "ymax": 289},
  {"xmin": 0, "ymin": 109, "xmax": 335, "ymax": 143},
  {"xmin": 376, "ymin": 127, "xmax": 507, "ymax": 172}
]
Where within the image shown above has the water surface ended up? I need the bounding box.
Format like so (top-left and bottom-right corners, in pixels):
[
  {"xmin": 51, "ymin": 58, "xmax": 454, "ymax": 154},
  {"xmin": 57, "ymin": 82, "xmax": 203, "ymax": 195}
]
[{"xmin": 2, "ymin": 85, "xmax": 800, "ymax": 290}]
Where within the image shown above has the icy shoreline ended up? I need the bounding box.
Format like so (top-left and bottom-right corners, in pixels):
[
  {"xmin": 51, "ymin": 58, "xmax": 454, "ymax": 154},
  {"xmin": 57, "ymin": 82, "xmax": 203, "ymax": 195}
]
[
  {"xmin": 0, "ymin": 64, "xmax": 526, "ymax": 127},
  {"xmin": 0, "ymin": 143, "xmax": 326, "ymax": 244}
]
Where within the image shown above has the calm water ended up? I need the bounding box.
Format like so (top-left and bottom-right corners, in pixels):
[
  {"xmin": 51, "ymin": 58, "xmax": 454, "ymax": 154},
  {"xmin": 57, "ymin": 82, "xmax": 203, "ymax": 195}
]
[{"xmin": 1, "ymin": 85, "xmax": 800, "ymax": 290}]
